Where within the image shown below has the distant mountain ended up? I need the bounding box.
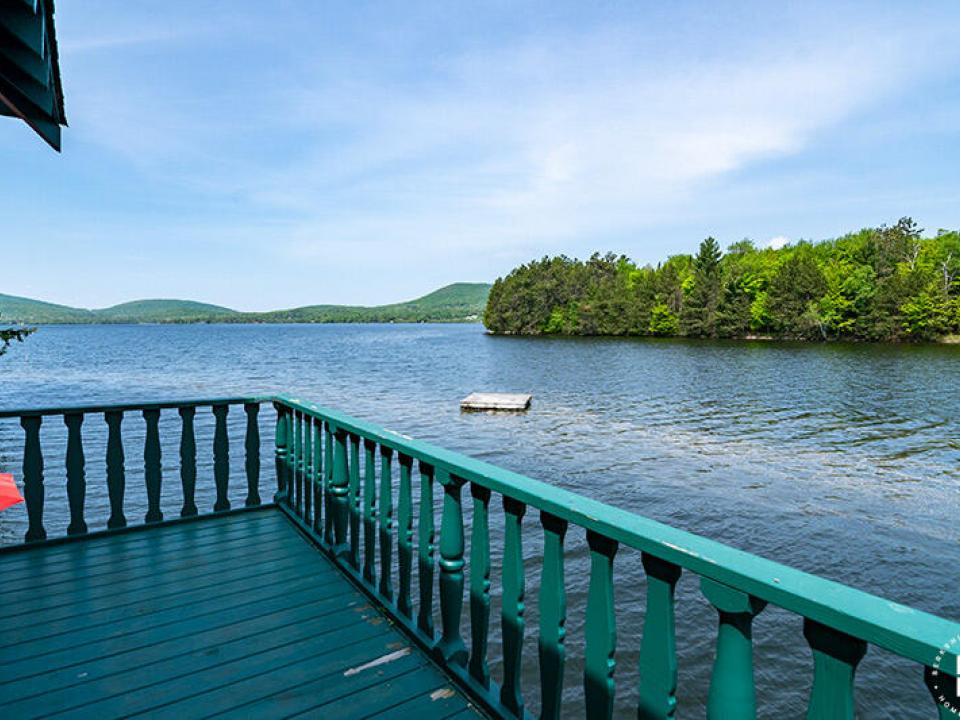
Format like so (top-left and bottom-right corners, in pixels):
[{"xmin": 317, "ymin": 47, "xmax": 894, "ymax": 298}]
[{"xmin": 0, "ymin": 283, "xmax": 491, "ymax": 324}]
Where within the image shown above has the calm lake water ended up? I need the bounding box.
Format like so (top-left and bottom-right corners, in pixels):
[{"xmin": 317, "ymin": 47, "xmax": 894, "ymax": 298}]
[{"xmin": 1, "ymin": 323, "xmax": 957, "ymax": 718}]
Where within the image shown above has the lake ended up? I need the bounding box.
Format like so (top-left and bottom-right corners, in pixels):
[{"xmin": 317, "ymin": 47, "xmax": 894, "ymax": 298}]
[{"xmin": 1, "ymin": 323, "xmax": 957, "ymax": 718}]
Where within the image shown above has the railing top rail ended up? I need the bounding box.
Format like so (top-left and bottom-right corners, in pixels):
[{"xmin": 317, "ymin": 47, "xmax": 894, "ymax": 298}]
[
  {"xmin": 0, "ymin": 396, "xmax": 270, "ymax": 419},
  {"xmin": 275, "ymin": 394, "xmax": 960, "ymax": 672}
]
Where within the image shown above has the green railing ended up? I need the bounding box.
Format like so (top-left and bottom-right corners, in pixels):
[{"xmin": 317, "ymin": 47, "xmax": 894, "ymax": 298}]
[
  {"xmin": 0, "ymin": 395, "xmax": 957, "ymax": 718},
  {"xmin": 270, "ymin": 395, "xmax": 960, "ymax": 720},
  {"xmin": 0, "ymin": 398, "xmax": 268, "ymax": 542}
]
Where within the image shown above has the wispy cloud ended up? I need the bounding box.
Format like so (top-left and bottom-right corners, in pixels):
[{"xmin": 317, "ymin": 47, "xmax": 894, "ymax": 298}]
[{"xmin": 8, "ymin": 1, "xmax": 960, "ymax": 308}]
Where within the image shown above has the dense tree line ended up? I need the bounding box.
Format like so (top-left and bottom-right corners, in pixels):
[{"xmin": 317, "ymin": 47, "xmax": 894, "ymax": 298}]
[{"xmin": 484, "ymin": 219, "xmax": 960, "ymax": 342}]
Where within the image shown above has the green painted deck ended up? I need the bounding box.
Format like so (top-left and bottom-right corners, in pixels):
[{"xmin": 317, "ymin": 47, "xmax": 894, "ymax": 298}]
[{"xmin": 0, "ymin": 508, "xmax": 483, "ymax": 720}]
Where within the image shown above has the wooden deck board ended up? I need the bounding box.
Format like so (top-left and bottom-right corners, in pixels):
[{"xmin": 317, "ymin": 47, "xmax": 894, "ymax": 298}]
[{"xmin": 0, "ymin": 510, "xmax": 484, "ymax": 720}]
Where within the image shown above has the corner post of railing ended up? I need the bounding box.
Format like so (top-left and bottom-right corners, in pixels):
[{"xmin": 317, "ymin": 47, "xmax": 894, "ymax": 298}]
[
  {"xmin": 178, "ymin": 406, "xmax": 198, "ymax": 517},
  {"xmin": 331, "ymin": 423, "xmax": 351, "ymax": 557},
  {"xmin": 500, "ymin": 494, "xmax": 527, "ymax": 717},
  {"xmin": 104, "ymin": 410, "xmax": 127, "ymax": 529},
  {"xmin": 20, "ymin": 414, "xmax": 46, "ymax": 542},
  {"xmin": 272, "ymin": 401, "xmax": 290, "ymax": 504},
  {"xmin": 584, "ymin": 530, "xmax": 618, "ymax": 720},
  {"xmin": 637, "ymin": 552, "xmax": 682, "ymax": 720},
  {"xmin": 302, "ymin": 413, "xmax": 313, "ymax": 523},
  {"xmin": 436, "ymin": 471, "xmax": 467, "ymax": 665},
  {"xmin": 142, "ymin": 408, "xmax": 163, "ymax": 523},
  {"xmin": 211, "ymin": 403, "xmax": 230, "ymax": 512},
  {"xmin": 701, "ymin": 577, "xmax": 767, "ymax": 719},
  {"xmin": 63, "ymin": 412, "xmax": 87, "ymax": 536},
  {"xmin": 539, "ymin": 510, "xmax": 568, "ymax": 720},
  {"xmin": 323, "ymin": 420, "xmax": 335, "ymax": 545},
  {"xmin": 803, "ymin": 619, "xmax": 866, "ymax": 720},
  {"xmin": 243, "ymin": 402, "xmax": 261, "ymax": 507}
]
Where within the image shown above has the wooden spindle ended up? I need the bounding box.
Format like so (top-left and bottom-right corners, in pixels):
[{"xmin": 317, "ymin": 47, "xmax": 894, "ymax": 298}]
[
  {"xmin": 397, "ymin": 453, "xmax": 414, "ymax": 619},
  {"xmin": 178, "ymin": 406, "xmax": 198, "ymax": 517},
  {"xmin": 417, "ymin": 461, "xmax": 436, "ymax": 638},
  {"xmin": 20, "ymin": 415, "xmax": 45, "ymax": 542},
  {"xmin": 64, "ymin": 413, "xmax": 87, "ymax": 536},
  {"xmin": 500, "ymin": 495, "xmax": 527, "ymax": 716},
  {"xmin": 701, "ymin": 577, "xmax": 767, "ymax": 719},
  {"xmin": 362, "ymin": 439, "xmax": 377, "ymax": 585},
  {"xmin": 212, "ymin": 404, "xmax": 230, "ymax": 512},
  {"xmin": 637, "ymin": 553, "xmax": 682, "ymax": 720},
  {"xmin": 468, "ymin": 482, "xmax": 492, "ymax": 688},
  {"xmin": 142, "ymin": 408, "xmax": 163, "ymax": 523},
  {"xmin": 584, "ymin": 531, "xmax": 618, "ymax": 720},
  {"xmin": 272, "ymin": 404, "xmax": 289, "ymax": 503},
  {"xmin": 803, "ymin": 619, "xmax": 866, "ymax": 720},
  {"xmin": 539, "ymin": 511, "xmax": 568, "ymax": 720},
  {"xmin": 331, "ymin": 426, "xmax": 350, "ymax": 555},
  {"xmin": 312, "ymin": 419, "xmax": 322, "ymax": 534},
  {"xmin": 302, "ymin": 414, "xmax": 313, "ymax": 523},
  {"xmin": 243, "ymin": 402, "xmax": 261, "ymax": 507},
  {"xmin": 436, "ymin": 472, "xmax": 467, "ymax": 664},
  {"xmin": 349, "ymin": 434, "xmax": 361, "ymax": 569},
  {"xmin": 292, "ymin": 410, "xmax": 303, "ymax": 514},
  {"xmin": 378, "ymin": 445, "xmax": 394, "ymax": 601},
  {"xmin": 323, "ymin": 420, "xmax": 334, "ymax": 546},
  {"xmin": 105, "ymin": 410, "xmax": 126, "ymax": 529}
]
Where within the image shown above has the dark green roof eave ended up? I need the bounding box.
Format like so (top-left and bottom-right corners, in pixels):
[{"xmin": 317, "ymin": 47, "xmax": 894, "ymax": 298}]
[{"xmin": 0, "ymin": 0, "xmax": 66, "ymax": 151}]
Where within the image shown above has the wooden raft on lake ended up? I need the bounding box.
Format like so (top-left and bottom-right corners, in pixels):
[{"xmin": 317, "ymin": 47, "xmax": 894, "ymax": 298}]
[
  {"xmin": 0, "ymin": 395, "xmax": 957, "ymax": 719},
  {"xmin": 460, "ymin": 392, "xmax": 532, "ymax": 411}
]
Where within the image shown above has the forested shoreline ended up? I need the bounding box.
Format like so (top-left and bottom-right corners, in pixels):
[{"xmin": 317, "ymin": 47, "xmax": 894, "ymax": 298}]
[{"xmin": 484, "ymin": 219, "xmax": 960, "ymax": 342}]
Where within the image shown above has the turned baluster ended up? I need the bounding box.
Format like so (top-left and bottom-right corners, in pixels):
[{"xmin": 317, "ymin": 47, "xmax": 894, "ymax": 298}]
[
  {"xmin": 417, "ymin": 461, "xmax": 436, "ymax": 638},
  {"xmin": 378, "ymin": 445, "xmax": 395, "ymax": 601},
  {"xmin": 362, "ymin": 438, "xmax": 377, "ymax": 585},
  {"xmin": 312, "ymin": 419, "xmax": 322, "ymax": 534},
  {"xmin": 701, "ymin": 577, "xmax": 767, "ymax": 719},
  {"xmin": 436, "ymin": 472, "xmax": 467, "ymax": 664},
  {"xmin": 803, "ymin": 619, "xmax": 866, "ymax": 720},
  {"xmin": 272, "ymin": 403, "xmax": 289, "ymax": 503},
  {"xmin": 142, "ymin": 408, "xmax": 163, "ymax": 523},
  {"xmin": 243, "ymin": 402, "xmax": 261, "ymax": 507},
  {"xmin": 468, "ymin": 483, "xmax": 492, "ymax": 688},
  {"xmin": 397, "ymin": 453, "xmax": 415, "ymax": 618},
  {"xmin": 637, "ymin": 553, "xmax": 682, "ymax": 720},
  {"xmin": 539, "ymin": 511, "xmax": 568, "ymax": 720},
  {"xmin": 64, "ymin": 413, "xmax": 87, "ymax": 535},
  {"xmin": 584, "ymin": 531, "xmax": 618, "ymax": 720},
  {"xmin": 349, "ymin": 434, "xmax": 361, "ymax": 569},
  {"xmin": 178, "ymin": 406, "xmax": 198, "ymax": 517},
  {"xmin": 212, "ymin": 404, "xmax": 230, "ymax": 512},
  {"xmin": 105, "ymin": 410, "xmax": 127, "ymax": 528},
  {"xmin": 500, "ymin": 495, "xmax": 527, "ymax": 716},
  {"xmin": 302, "ymin": 414, "xmax": 313, "ymax": 523},
  {"xmin": 20, "ymin": 415, "xmax": 45, "ymax": 542},
  {"xmin": 330, "ymin": 425, "xmax": 350, "ymax": 555}
]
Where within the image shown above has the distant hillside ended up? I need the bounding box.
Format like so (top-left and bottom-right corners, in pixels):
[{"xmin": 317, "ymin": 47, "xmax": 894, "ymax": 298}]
[{"xmin": 0, "ymin": 283, "xmax": 491, "ymax": 324}]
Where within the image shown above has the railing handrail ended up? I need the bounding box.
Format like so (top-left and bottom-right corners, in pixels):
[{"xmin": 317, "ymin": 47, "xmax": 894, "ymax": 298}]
[
  {"xmin": 0, "ymin": 396, "xmax": 270, "ymax": 419},
  {"xmin": 274, "ymin": 394, "xmax": 960, "ymax": 672}
]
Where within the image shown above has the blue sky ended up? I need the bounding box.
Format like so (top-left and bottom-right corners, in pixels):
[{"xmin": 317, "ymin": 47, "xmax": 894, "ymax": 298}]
[{"xmin": 2, "ymin": 1, "xmax": 959, "ymax": 310}]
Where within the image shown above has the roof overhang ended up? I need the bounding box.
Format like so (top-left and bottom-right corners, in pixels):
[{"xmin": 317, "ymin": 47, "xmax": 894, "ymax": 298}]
[{"xmin": 0, "ymin": 0, "xmax": 66, "ymax": 151}]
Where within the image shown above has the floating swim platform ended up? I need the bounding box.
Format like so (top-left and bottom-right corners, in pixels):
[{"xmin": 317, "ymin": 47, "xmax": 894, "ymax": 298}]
[{"xmin": 460, "ymin": 392, "xmax": 532, "ymax": 411}]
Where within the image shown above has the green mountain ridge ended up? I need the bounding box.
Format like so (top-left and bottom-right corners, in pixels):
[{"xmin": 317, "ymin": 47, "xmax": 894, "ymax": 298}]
[{"xmin": 0, "ymin": 283, "xmax": 491, "ymax": 324}]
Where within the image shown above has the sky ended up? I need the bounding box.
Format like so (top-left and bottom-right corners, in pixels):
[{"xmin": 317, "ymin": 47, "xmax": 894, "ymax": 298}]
[{"xmin": 2, "ymin": 1, "xmax": 960, "ymax": 311}]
